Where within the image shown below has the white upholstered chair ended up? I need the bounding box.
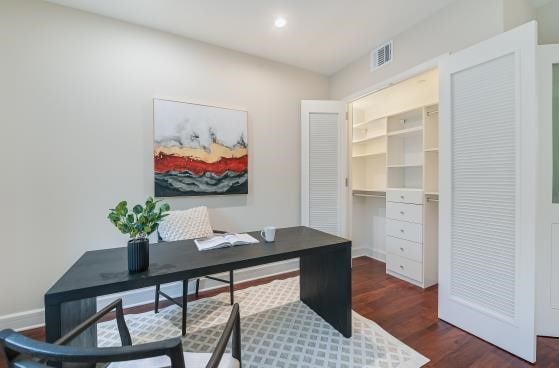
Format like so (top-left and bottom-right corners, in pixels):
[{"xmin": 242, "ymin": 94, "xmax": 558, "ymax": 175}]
[{"xmin": 155, "ymin": 207, "xmax": 235, "ymax": 336}]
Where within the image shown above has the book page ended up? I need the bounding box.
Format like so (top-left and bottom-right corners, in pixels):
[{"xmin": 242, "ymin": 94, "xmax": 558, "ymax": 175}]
[
  {"xmin": 194, "ymin": 235, "xmax": 229, "ymax": 251},
  {"xmin": 225, "ymin": 233, "xmax": 259, "ymax": 246}
]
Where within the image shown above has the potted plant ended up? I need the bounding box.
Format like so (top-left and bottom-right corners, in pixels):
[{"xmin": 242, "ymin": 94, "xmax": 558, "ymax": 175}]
[{"xmin": 108, "ymin": 197, "xmax": 170, "ymax": 273}]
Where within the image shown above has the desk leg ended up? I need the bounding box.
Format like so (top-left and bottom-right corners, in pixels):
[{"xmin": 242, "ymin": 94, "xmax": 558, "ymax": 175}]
[
  {"xmin": 300, "ymin": 245, "xmax": 352, "ymax": 338},
  {"xmin": 45, "ymin": 298, "xmax": 97, "ymax": 367}
]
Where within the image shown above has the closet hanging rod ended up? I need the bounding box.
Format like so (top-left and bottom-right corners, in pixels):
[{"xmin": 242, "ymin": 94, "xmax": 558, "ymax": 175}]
[{"xmin": 427, "ymin": 198, "xmax": 439, "ymax": 202}]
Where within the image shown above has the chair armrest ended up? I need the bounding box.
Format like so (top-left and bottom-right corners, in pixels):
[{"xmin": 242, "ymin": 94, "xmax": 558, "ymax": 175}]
[
  {"xmin": 1, "ymin": 331, "xmax": 185, "ymax": 367},
  {"xmin": 205, "ymin": 303, "xmax": 241, "ymax": 368},
  {"xmin": 56, "ymin": 298, "xmax": 131, "ymax": 347},
  {"xmin": 9, "ymin": 359, "xmax": 46, "ymax": 368}
]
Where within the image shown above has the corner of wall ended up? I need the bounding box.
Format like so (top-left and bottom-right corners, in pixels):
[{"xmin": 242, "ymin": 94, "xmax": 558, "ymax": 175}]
[
  {"xmin": 536, "ymin": 0, "xmax": 559, "ymax": 44},
  {"xmin": 502, "ymin": 0, "xmax": 537, "ymax": 31}
]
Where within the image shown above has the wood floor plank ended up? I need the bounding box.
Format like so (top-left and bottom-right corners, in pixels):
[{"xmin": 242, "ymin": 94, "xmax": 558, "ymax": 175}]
[{"xmin": 3, "ymin": 257, "xmax": 558, "ymax": 367}]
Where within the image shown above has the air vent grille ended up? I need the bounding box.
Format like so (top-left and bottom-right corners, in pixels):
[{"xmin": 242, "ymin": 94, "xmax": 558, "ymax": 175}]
[{"xmin": 371, "ymin": 41, "xmax": 393, "ymax": 71}]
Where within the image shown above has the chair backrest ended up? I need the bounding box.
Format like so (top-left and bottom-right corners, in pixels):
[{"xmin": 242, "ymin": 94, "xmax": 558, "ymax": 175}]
[
  {"xmin": 205, "ymin": 303, "xmax": 241, "ymax": 368},
  {"xmin": 157, "ymin": 208, "xmax": 214, "ymax": 242},
  {"xmin": 0, "ymin": 298, "xmax": 186, "ymax": 368},
  {"xmin": 0, "ymin": 301, "xmax": 241, "ymax": 368}
]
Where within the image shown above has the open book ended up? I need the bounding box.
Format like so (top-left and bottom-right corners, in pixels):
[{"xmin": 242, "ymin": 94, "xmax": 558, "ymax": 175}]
[{"xmin": 194, "ymin": 233, "xmax": 259, "ymax": 251}]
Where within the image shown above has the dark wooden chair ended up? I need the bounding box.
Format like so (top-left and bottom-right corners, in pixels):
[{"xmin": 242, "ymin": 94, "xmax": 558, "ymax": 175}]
[
  {"xmin": 0, "ymin": 299, "xmax": 241, "ymax": 368},
  {"xmin": 155, "ymin": 230, "xmax": 235, "ymax": 336}
]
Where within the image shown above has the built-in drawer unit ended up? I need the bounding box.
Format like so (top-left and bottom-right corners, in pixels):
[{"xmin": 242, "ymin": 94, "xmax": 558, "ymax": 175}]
[
  {"xmin": 386, "ymin": 236, "xmax": 423, "ymax": 262},
  {"xmin": 386, "ymin": 202, "xmax": 423, "ymax": 224},
  {"xmin": 386, "ymin": 189, "xmax": 424, "ymax": 204},
  {"xmin": 386, "ymin": 219, "xmax": 422, "ymax": 243},
  {"xmin": 386, "ymin": 253, "xmax": 423, "ymax": 282}
]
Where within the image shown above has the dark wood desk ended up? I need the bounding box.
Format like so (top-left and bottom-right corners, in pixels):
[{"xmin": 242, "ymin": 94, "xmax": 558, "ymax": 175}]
[{"xmin": 45, "ymin": 226, "xmax": 352, "ymax": 349}]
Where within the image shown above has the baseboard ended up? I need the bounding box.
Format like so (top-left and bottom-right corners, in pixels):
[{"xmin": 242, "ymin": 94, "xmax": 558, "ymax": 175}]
[
  {"xmin": 352, "ymin": 246, "xmax": 386, "ymax": 263},
  {"xmin": 1, "ymin": 250, "xmax": 367, "ymax": 331},
  {"xmin": 370, "ymin": 249, "xmax": 386, "ymax": 263},
  {"xmin": 0, "ymin": 309, "xmax": 45, "ymax": 331},
  {"xmin": 351, "ymin": 246, "xmax": 369, "ymax": 258}
]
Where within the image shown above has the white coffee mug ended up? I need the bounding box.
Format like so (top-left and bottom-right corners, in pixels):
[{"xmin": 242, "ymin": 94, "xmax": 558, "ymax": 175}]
[{"xmin": 260, "ymin": 226, "xmax": 276, "ymax": 242}]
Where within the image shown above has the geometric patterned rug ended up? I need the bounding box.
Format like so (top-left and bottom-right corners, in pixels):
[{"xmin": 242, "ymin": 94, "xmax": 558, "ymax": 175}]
[{"xmin": 98, "ymin": 277, "xmax": 429, "ymax": 367}]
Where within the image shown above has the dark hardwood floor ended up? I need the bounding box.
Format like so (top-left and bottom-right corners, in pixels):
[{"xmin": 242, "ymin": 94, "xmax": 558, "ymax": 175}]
[{"xmin": 6, "ymin": 257, "xmax": 559, "ymax": 367}]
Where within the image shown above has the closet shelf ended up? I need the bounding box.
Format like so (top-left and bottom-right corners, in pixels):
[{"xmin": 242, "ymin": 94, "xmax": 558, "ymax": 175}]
[
  {"xmin": 387, "ymin": 187, "xmax": 423, "ymax": 191},
  {"xmin": 352, "ymin": 189, "xmax": 386, "ymax": 197},
  {"xmin": 387, "ymin": 126, "xmax": 423, "ymax": 137},
  {"xmin": 387, "ymin": 163, "xmax": 423, "ymax": 168},
  {"xmin": 352, "ymin": 132, "xmax": 385, "ymax": 143},
  {"xmin": 353, "ymin": 118, "xmax": 385, "ymax": 128},
  {"xmin": 352, "ymin": 152, "xmax": 386, "ymax": 158}
]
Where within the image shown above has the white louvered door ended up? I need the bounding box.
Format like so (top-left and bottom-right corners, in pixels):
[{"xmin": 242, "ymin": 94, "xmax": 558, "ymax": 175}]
[
  {"xmin": 439, "ymin": 22, "xmax": 538, "ymax": 362},
  {"xmin": 301, "ymin": 101, "xmax": 347, "ymax": 236}
]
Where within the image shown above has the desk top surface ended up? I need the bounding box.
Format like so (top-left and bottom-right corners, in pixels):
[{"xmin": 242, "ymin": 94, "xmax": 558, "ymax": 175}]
[{"xmin": 45, "ymin": 226, "xmax": 350, "ymax": 303}]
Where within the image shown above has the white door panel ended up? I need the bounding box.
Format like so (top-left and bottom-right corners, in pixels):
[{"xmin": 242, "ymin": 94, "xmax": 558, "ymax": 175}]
[
  {"xmin": 439, "ymin": 21, "xmax": 537, "ymax": 362},
  {"xmin": 301, "ymin": 101, "xmax": 347, "ymax": 236}
]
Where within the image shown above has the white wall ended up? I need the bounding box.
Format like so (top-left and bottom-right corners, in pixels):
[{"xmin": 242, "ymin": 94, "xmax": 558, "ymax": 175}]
[
  {"xmin": 503, "ymin": 0, "xmax": 536, "ymax": 31},
  {"xmin": 0, "ymin": 0, "xmax": 329, "ymax": 320},
  {"xmin": 536, "ymin": 0, "xmax": 559, "ymax": 43},
  {"xmin": 329, "ymin": 0, "xmax": 506, "ymax": 99}
]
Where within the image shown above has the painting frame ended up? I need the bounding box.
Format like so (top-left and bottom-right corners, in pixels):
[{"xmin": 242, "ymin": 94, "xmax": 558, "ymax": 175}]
[{"xmin": 153, "ymin": 98, "xmax": 249, "ymax": 197}]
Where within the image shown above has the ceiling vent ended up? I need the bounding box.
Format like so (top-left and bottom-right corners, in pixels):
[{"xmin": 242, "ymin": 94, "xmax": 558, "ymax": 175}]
[{"xmin": 370, "ymin": 40, "xmax": 393, "ymax": 71}]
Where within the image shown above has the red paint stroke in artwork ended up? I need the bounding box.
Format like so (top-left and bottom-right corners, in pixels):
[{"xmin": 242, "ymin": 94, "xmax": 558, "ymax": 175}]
[{"xmin": 154, "ymin": 153, "xmax": 248, "ymax": 176}]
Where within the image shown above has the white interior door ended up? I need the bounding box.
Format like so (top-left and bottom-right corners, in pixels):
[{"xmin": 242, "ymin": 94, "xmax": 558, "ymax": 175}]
[
  {"xmin": 536, "ymin": 44, "xmax": 559, "ymax": 338},
  {"xmin": 439, "ymin": 21, "xmax": 538, "ymax": 362},
  {"xmin": 301, "ymin": 100, "xmax": 347, "ymax": 237}
]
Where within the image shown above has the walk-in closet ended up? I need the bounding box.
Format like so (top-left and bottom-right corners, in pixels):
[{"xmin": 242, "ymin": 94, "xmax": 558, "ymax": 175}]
[{"xmin": 349, "ymin": 69, "xmax": 439, "ymax": 288}]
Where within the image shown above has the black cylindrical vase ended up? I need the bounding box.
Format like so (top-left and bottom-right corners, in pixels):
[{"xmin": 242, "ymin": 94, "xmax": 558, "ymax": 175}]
[{"xmin": 128, "ymin": 238, "xmax": 149, "ymax": 273}]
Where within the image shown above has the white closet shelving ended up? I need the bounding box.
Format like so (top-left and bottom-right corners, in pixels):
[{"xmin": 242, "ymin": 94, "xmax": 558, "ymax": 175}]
[
  {"xmin": 350, "ymin": 69, "xmax": 439, "ymax": 288},
  {"xmin": 351, "ymin": 113, "xmax": 387, "ymax": 192}
]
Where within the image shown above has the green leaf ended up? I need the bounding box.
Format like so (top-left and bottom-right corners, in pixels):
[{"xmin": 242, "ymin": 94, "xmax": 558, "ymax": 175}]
[
  {"xmin": 109, "ymin": 197, "xmax": 170, "ymax": 239},
  {"xmin": 115, "ymin": 201, "xmax": 128, "ymax": 216},
  {"xmin": 108, "ymin": 213, "xmax": 119, "ymax": 223},
  {"xmin": 133, "ymin": 204, "xmax": 143, "ymax": 215}
]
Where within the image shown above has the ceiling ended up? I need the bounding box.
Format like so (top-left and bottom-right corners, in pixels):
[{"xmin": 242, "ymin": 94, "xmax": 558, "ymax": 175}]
[{"xmin": 46, "ymin": 0, "xmax": 460, "ymax": 75}]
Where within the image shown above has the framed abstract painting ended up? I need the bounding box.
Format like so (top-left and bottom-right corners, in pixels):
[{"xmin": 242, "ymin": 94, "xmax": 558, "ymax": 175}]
[{"xmin": 153, "ymin": 99, "xmax": 248, "ymax": 197}]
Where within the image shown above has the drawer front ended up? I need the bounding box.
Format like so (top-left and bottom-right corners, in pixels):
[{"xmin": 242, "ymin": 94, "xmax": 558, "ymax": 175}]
[
  {"xmin": 386, "ymin": 236, "xmax": 423, "ymax": 262},
  {"xmin": 386, "ymin": 189, "xmax": 423, "ymax": 204},
  {"xmin": 386, "ymin": 202, "xmax": 423, "ymax": 224},
  {"xmin": 386, "ymin": 253, "xmax": 423, "ymax": 282},
  {"xmin": 386, "ymin": 219, "xmax": 423, "ymax": 243}
]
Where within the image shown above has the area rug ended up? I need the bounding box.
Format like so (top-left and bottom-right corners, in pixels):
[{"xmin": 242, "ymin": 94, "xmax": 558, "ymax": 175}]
[{"xmin": 98, "ymin": 277, "xmax": 429, "ymax": 368}]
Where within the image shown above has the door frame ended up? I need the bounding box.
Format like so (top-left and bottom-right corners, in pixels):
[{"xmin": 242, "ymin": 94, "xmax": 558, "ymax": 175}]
[
  {"xmin": 340, "ymin": 55, "xmax": 447, "ymax": 247},
  {"xmin": 536, "ymin": 44, "xmax": 559, "ymax": 337}
]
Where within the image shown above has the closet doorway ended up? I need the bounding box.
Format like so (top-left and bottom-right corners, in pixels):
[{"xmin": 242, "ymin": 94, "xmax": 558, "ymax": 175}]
[{"xmin": 348, "ymin": 69, "xmax": 439, "ymax": 288}]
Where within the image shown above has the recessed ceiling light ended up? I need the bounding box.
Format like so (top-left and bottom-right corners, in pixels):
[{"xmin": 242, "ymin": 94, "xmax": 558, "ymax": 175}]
[{"xmin": 274, "ymin": 17, "xmax": 287, "ymax": 28}]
